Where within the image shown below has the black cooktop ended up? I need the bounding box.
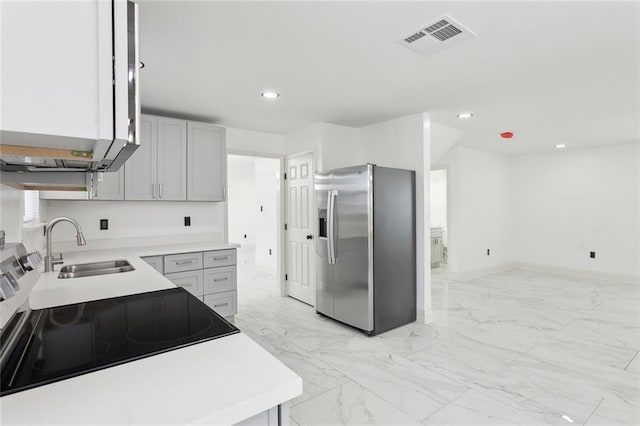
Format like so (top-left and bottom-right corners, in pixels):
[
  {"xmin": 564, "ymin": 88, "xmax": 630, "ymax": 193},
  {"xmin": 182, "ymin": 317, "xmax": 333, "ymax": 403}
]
[{"xmin": 0, "ymin": 288, "xmax": 239, "ymax": 396}]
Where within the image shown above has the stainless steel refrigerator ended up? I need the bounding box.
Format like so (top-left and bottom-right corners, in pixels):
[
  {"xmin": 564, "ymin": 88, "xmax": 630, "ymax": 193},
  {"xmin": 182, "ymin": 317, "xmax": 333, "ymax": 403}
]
[{"xmin": 315, "ymin": 164, "xmax": 416, "ymax": 335}]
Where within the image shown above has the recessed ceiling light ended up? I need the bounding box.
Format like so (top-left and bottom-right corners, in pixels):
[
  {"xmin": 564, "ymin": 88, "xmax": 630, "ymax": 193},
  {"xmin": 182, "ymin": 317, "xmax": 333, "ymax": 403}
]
[
  {"xmin": 555, "ymin": 143, "xmax": 567, "ymax": 149},
  {"xmin": 261, "ymin": 91, "xmax": 280, "ymax": 99},
  {"xmin": 456, "ymin": 112, "xmax": 473, "ymax": 119}
]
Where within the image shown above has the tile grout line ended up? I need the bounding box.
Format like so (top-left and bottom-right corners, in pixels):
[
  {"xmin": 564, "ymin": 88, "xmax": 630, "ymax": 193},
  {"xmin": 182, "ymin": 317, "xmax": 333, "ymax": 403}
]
[
  {"xmin": 623, "ymin": 349, "xmax": 639, "ymax": 371},
  {"xmin": 419, "ymin": 388, "xmax": 470, "ymax": 424},
  {"xmin": 582, "ymin": 397, "xmax": 604, "ymax": 425},
  {"xmin": 289, "ymin": 379, "xmax": 354, "ymax": 409},
  {"xmin": 507, "ymin": 343, "xmax": 538, "ymax": 367}
]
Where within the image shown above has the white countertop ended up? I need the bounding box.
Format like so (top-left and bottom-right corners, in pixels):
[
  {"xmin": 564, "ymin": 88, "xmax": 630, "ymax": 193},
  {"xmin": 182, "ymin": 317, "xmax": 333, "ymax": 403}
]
[
  {"xmin": 1, "ymin": 334, "xmax": 301, "ymax": 425},
  {"xmin": 29, "ymin": 240, "xmax": 240, "ymax": 309},
  {"xmin": 2, "ymin": 239, "xmax": 302, "ymax": 425}
]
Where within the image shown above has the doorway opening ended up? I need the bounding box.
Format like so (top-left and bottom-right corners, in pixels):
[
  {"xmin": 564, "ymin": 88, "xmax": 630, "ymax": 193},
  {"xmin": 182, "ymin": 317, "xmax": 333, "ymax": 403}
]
[
  {"xmin": 430, "ymin": 169, "xmax": 448, "ymax": 272},
  {"xmin": 227, "ymin": 154, "xmax": 282, "ymax": 297}
]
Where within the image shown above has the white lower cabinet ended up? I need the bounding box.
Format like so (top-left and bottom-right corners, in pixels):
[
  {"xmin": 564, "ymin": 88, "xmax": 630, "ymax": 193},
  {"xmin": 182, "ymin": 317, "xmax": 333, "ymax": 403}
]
[
  {"xmin": 142, "ymin": 248, "xmax": 237, "ymax": 320},
  {"xmin": 141, "ymin": 255, "xmax": 164, "ymax": 274},
  {"xmin": 204, "ymin": 266, "xmax": 236, "ymax": 294},
  {"xmin": 165, "ymin": 270, "xmax": 204, "ymax": 297},
  {"xmin": 203, "ymin": 291, "xmax": 237, "ymax": 318},
  {"xmin": 235, "ymin": 405, "xmax": 284, "ymax": 426}
]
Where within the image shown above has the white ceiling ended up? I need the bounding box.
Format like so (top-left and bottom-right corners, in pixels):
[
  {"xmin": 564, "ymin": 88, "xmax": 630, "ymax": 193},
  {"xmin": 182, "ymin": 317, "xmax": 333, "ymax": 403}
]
[{"xmin": 138, "ymin": 1, "xmax": 640, "ymax": 156}]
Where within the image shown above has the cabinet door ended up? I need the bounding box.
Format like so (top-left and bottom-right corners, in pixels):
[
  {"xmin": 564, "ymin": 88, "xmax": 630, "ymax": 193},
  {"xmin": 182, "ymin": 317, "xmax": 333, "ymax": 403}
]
[
  {"xmin": 125, "ymin": 115, "xmax": 157, "ymax": 200},
  {"xmin": 157, "ymin": 117, "xmax": 187, "ymax": 201},
  {"xmin": 203, "ymin": 249, "xmax": 236, "ymax": 268},
  {"xmin": 93, "ymin": 170, "xmax": 125, "ymax": 200},
  {"xmin": 203, "ymin": 290, "xmax": 237, "ymax": 317},
  {"xmin": 187, "ymin": 122, "xmax": 226, "ymax": 201},
  {"xmin": 141, "ymin": 255, "xmax": 164, "ymax": 274},
  {"xmin": 164, "ymin": 252, "xmax": 204, "ymax": 274},
  {"xmin": 1, "ymin": 1, "xmax": 112, "ymax": 142},
  {"xmin": 203, "ymin": 266, "xmax": 236, "ymax": 295},
  {"xmin": 165, "ymin": 270, "xmax": 204, "ymax": 297}
]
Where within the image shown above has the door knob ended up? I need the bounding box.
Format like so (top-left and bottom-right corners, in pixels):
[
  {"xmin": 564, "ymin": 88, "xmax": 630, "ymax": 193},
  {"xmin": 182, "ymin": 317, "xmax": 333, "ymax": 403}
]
[{"xmin": 306, "ymin": 234, "xmax": 313, "ymax": 240}]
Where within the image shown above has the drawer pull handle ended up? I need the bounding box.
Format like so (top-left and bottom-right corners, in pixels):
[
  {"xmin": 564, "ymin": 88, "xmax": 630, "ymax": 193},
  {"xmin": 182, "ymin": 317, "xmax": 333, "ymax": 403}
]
[
  {"xmin": 214, "ymin": 302, "xmax": 229, "ymax": 308},
  {"xmin": 176, "ymin": 260, "xmax": 194, "ymax": 265},
  {"xmin": 213, "ymin": 278, "xmax": 229, "ymax": 282},
  {"xmin": 180, "ymin": 283, "xmax": 192, "ymax": 287},
  {"xmin": 212, "ymin": 256, "xmax": 229, "ymax": 260}
]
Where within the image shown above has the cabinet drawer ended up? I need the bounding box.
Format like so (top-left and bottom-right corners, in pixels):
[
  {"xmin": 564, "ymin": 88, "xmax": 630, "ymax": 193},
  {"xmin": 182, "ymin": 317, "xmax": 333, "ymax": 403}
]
[
  {"xmin": 204, "ymin": 291, "xmax": 237, "ymax": 318},
  {"xmin": 164, "ymin": 252, "xmax": 203, "ymax": 273},
  {"xmin": 203, "ymin": 249, "xmax": 236, "ymax": 268},
  {"xmin": 203, "ymin": 266, "xmax": 236, "ymax": 295},
  {"xmin": 165, "ymin": 270, "xmax": 204, "ymax": 297},
  {"xmin": 141, "ymin": 255, "xmax": 164, "ymax": 274}
]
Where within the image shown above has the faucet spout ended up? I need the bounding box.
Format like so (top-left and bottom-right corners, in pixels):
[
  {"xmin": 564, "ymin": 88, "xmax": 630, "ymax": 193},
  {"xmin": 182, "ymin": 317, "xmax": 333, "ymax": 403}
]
[{"xmin": 44, "ymin": 216, "xmax": 86, "ymax": 272}]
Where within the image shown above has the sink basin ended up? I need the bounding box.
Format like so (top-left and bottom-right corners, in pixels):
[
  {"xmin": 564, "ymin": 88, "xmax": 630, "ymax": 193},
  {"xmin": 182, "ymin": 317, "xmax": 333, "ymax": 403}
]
[{"xmin": 58, "ymin": 260, "xmax": 135, "ymax": 279}]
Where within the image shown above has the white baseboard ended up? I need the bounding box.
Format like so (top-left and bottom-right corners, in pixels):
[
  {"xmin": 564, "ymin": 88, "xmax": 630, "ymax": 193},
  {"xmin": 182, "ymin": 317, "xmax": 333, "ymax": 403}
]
[
  {"xmin": 511, "ymin": 262, "xmax": 640, "ymax": 285},
  {"xmin": 435, "ymin": 262, "xmax": 640, "ymax": 285},
  {"xmin": 417, "ymin": 307, "xmax": 436, "ymax": 325},
  {"xmin": 435, "ymin": 263, "xmax": 516, "ymax": 282}
]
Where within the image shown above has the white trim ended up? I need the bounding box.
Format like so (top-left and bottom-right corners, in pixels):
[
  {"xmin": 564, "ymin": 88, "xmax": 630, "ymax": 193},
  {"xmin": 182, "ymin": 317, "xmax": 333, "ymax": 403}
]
[
  {"xmin": 417, "ymin": 307, "xmax": 436, "ymax": 325},
  {"xmin": 439, "ymin": 262, "xmax": 640, "ymax": 285},
  {"xmin": 511, "ymin": 262, "xmax": 640, "ymax": 286}
]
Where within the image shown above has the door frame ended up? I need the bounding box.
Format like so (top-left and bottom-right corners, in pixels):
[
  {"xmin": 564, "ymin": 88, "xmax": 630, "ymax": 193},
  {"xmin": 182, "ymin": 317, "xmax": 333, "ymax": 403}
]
[
  {"xmin": 227, "ymin": 150, "xmax": 285, "ymax": 297},
  {"xmin": 284, "ymin": 151, "xmax": 316, "ymax": 306}
]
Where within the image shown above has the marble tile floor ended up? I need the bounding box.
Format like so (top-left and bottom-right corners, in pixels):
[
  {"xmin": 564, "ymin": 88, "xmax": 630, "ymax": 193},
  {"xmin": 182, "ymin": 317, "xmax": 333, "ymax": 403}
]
[{"xmin": 234, "ymin": 250, "xmax": 640, "ymax": 425}]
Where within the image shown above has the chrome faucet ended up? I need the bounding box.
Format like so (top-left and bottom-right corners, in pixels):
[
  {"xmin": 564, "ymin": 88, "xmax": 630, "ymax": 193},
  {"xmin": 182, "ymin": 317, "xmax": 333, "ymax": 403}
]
[{"xmin": 44, "ymin": 217, "xmax": 86, "ymax": 272}]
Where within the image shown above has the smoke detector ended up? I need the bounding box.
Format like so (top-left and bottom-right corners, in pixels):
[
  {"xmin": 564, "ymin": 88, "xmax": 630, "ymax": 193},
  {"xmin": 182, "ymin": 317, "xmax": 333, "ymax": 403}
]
[{"xmin": 400, "ymin": 16, "xmax": 475, "ymax": 58}]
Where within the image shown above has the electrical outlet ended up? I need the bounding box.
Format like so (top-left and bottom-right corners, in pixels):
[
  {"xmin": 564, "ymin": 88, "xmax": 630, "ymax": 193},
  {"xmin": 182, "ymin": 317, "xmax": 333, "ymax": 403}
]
[
  {"xmin": 269, "ymin": 249, "xmax": 272, "ymax": 255},
  {"xmin": 184, "ymin": 216, "xmax": 191, "ymax": 227},
  {"xmin": 260, "ymin": 205, "xmax": 264, "ymax": 212},
  {"xmin": 244, "ymin": 234, "xmax": 247, "ymax": 239},
  {"xmin": 590, "ymin": 251, "xmax": 596, "ymax": 259},
  {"xmin": 487, "ymin": 249, "xmax": 490, "ymax": 256},
  {"xmin": 100, "ymin": 219, "xmax": 108, "ymax": 230}
]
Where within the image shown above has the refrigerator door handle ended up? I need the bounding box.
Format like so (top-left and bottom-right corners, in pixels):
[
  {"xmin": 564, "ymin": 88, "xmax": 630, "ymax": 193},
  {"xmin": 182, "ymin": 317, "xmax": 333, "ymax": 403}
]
[
  {"xmin": 330, "ymin": 190, "xmax": 339, "ymax": 263},
  {"xmin": 327, "ymin": 190, "xmax": 334, "ymax": 264}
]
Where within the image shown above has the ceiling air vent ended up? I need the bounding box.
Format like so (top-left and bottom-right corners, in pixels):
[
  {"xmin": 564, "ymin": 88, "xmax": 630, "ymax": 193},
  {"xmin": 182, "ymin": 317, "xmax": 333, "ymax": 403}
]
[
  {"xmin": 404, "ymin": 31, "xmax": 426, "ymax": 44},
  {"xmin": 400, "ymin": 15, "xmax": 475, "ymax": 58}
]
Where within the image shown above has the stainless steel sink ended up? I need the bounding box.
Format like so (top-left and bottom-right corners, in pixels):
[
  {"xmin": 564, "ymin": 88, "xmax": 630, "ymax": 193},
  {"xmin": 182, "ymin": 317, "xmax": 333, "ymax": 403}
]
[{"xmin": 57, "ymin": 260, "xmax": 135, "ymax": 279}]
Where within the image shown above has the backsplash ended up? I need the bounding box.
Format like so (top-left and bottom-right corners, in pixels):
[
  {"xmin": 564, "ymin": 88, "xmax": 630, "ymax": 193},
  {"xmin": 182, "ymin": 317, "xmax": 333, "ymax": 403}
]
[{"xmin": 44, "ymin": 200, "xmax": 225, "ymax": 243}]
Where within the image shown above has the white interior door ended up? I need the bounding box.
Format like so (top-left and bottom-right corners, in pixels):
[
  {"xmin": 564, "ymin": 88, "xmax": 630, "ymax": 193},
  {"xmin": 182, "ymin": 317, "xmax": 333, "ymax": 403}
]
[{"xmin": 285, "ymin": 153, "xmax": 315, "ymax": 306}]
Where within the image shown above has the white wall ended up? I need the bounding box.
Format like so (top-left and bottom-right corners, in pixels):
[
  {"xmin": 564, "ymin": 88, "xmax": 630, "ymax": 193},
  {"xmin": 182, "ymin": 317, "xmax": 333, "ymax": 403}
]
[
  {"xmin": 226, "ymin": 127, "xmax": 285, "ymax": 156},
  {"xmin": 254, "ymin": 157, "xmax": 280, "ymax": 273},
  {"xmin": 511, "ymin": 143, "xmax": 640, "ymax": 278},
  {"xmin": 437, "ymin": 146, "xmax": 511, "ymax": 275},
  {"xmin": 321, "ymin": 124, "xmax": 360, "ymax": 170},
  {"xmin": 357, "ymin": 113, "xmax": 431, "ymax": 322},
  {"xmin": 284, "ymin": 123, "xmax": 359, "ymax": 172},
  {"xmin": 45, "ymin": 200, "xmax": 225, "ymax": 246},
  {"xmin": 227, "ymin": 155, "xmax": 257, "ymax": 248},
  {"xmin": 284, "ymin": 124, "xmax": 324, "ymax": 169}
]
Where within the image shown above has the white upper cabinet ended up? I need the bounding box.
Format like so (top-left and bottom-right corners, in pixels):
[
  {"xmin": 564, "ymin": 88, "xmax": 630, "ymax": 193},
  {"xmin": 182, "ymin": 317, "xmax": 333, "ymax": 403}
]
[
  {"xmin": 0, "ymin": 0, "xmax": 139, "ymax": 168},
  {"xmin": 125, "ymin": 115, "xmax": 157, "ymax": 200},
  {"xmin": 1, "ymin": 1, "xmax": 110, "ymax": 141},
  {"xmin": 125, "ymin": 115, "xmax": 186, "ymax": 201},
  {"xmin": 187, "ymin": 122, "xmax": 227, "ymax": 201},
  {"xmin": 157, "ymin": 118, "xmax": 187, "ymax": 201},
  {"xmin": 93, "ymin": 170, "xmax": 125, "ymax": 200}
]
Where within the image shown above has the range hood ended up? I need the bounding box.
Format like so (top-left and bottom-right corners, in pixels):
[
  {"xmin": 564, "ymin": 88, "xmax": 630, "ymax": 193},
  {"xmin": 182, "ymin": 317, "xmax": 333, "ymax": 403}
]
[{"xmin": 0, "ymin": 0, "xmax": 140, "ymax": 190}]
